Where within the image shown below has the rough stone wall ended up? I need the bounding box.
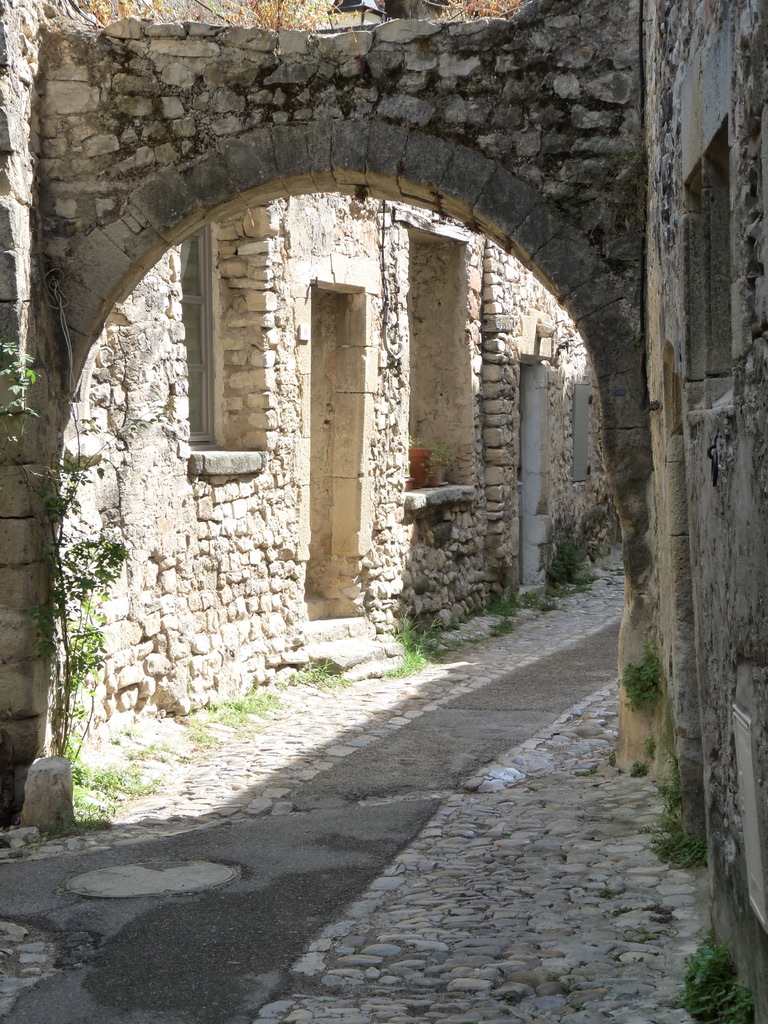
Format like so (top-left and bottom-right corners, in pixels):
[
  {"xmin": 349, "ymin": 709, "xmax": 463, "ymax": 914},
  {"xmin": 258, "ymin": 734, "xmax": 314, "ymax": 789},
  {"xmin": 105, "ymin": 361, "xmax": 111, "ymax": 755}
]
[
  {"xmin": 70, "ymin": 194, "xmax": 615, "ymax": 738},
  {"xmin": 0, "ymin": 0, "xmax": 76, "ymax": 790},
  {"xmin": 645, "ymin": 0, "xmax": 768, "ymax": 1004},
  {"xmin": 2, "ymin": 0, "xmax": 657, "ymax": 795},
  {"xmin": 31, "ymin": 8, "xmax": 652, "ymax": 667},
  {"xmin": 73, "ymin": 248, "xmax": 305, "ymax": 736}
]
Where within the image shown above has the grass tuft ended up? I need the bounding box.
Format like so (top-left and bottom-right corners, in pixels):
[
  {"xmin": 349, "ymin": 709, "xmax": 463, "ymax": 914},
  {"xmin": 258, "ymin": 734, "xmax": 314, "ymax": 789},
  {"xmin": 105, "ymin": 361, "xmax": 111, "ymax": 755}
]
[{"xmin": 677, "ymin": 931, "xmax": 754, "ymax": 1023}]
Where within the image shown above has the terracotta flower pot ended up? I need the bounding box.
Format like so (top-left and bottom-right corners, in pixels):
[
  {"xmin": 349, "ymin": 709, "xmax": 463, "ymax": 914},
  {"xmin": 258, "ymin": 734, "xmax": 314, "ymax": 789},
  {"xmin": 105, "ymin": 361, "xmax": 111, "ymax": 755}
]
[{"xmin": 408, "ymin": 447, "xmax": 432, "ymax": 489}]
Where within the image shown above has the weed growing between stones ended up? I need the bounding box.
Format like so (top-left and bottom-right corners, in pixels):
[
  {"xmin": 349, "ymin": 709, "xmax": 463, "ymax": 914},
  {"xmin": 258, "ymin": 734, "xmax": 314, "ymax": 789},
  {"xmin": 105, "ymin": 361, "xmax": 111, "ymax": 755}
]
[
  {"xmin": 71, "ymin": 763, "xmax": 157, "ymax": 825},
  {"xmin": 547, "ymin": 540, "xmax": 595, "ymax": 589},
  {"xmin": 621, "ymin": 642, "xmax": 661, "ymax": 711},
  {"xmin": 650, "ymin": 758, "xmax": 708, "ymax": 868},
  {"xmin": 677, "ymin": 931, "xmax": 754, "ymax": 1023},
  {"xmin": 387, "ymin": 619, "xmax": 443, "ymax": 677},
  {"xmin": 630, "ymin": 761, "xmax": 649, "ymax": 777},
  {"xmin": 287, "ymin": 662, "xmax": 354, "ymax": 691},
  {"xmin": 188, "ymin": 688, "xmax": 284, "ymax": 740}
]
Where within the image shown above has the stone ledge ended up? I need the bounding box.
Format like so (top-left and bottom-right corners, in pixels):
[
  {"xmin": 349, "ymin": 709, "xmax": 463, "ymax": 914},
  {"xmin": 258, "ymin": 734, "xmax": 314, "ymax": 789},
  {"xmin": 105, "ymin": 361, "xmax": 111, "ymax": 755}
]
[
  {"xmin": 403, "ymin": 485, "xmax": 475, "ymax": 513},
  {"xmin": 188, "ymin": 451, "xmax": 267, "ymax": 478}
]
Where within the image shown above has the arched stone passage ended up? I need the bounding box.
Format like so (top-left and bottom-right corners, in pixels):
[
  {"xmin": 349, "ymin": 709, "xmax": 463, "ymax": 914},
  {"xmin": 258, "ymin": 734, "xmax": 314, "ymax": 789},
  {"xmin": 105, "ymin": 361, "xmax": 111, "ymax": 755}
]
[
  {"xmin": 45, "ymin": 123, "xmax": 651, "ymax": 655},
  {"xmin": 3, "ymin": 1, "xmax": 654, "ymax": 771}
]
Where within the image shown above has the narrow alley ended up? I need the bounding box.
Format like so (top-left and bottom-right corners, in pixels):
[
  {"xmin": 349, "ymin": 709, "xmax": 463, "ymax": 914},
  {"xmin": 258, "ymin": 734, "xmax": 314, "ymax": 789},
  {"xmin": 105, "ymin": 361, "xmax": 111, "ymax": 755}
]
[{"xmin": 0, "ymin": 569, "xmax": 708, "ymax": 1024}]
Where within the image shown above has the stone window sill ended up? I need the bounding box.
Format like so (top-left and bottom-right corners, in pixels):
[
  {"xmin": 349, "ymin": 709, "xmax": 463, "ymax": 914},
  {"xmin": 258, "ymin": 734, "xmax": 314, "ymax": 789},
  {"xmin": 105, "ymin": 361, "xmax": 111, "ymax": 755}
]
[
  {"xmin": 403, "ymin": 485, "xmax": 475, "ymax": 513},
  {"xmin": 188, "ymin": 450, "xmax": 267, "ymax": 478}
]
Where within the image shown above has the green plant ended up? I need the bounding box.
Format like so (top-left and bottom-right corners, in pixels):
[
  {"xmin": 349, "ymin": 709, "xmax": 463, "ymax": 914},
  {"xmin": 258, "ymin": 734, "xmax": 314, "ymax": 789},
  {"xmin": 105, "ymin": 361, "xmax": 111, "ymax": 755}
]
[
  {"xmin": 424, "ymin": 440, "xmax": 458, "ymax": 478},
  {"xmin": 547, "ymin": 541, "xmax": 591, "ymax": 588},
  {"xmin": 608, "ymin": 750, "xmax": 617, "ymax": 767},
  {"xmin": 287, "ymin": 662, "xmax": 354, "ymax": 691},
  {"xmin": 29, "ymin": 456, "xmax": 127, "ymax": 760},
  {"xmin": 489, "ymin": 617, "xmax": 514, "ymax": 637},
  {"xmin": 651, "ymin": 758, "xmax": 708, "ymax": 868},
  {"xmin": 191, "ymin": 687, "xmax": 283, "ymax": 732},
  {"xmin": 0, "ymin": 338, "xmax": 37, "ymax": 458},
  {"xmin": 386, "ymin": 618, "xmax": 447, "ymax": 678},
  {"xmin": 677, "ymin": 931, "xmax": 754, "ymax": 1023},
  {"xmin": 70, "ymin": 763, "xmax": 157, "ymax": 824},
  {"xmin": 485, "ymin": 592, "xmax": 520, "ymax": 617},
  {"xmin": 621, "ymin": 643, "xmax": 661, "ymax": 711},
  {"xmin": 644, "ymin": 737, "xmax": 657, "ymax": 760},
  {"xmin": 653, "ymin": 831, "xmax": 708, "ymax": 869},
  {"xmin": 630, "ymin": 761, "xmax": 649, "ymax": 777}
]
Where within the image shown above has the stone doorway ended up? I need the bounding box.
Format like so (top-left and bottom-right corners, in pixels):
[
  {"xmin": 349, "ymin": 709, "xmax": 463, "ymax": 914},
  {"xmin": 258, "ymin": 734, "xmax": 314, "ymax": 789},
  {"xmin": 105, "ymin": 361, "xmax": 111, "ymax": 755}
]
[
  {"xmin": 305, "ymin": 283, "xmax": 373, "ymax": 620},
  {"xmin": 518, "ymin": 360, "xmax": 551, "ymax": 585}
]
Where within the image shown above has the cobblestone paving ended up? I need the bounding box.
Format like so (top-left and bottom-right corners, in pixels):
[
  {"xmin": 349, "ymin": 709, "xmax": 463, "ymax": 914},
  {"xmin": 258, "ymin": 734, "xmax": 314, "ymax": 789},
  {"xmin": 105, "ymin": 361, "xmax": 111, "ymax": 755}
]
[
  {"xmin": 259, "ymin": 684, "xmax": 708, "ymax": 1024},
  {"xmin": 0, "ymin": 566, "xmax": 709, "ymax": 1021}
]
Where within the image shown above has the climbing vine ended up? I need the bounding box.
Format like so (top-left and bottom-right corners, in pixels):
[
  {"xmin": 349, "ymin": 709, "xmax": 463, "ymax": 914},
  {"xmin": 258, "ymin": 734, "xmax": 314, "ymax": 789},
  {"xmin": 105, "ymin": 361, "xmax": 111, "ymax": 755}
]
[
  {"xmin": 29, "ymin": 445, "xmax": 127, "ymax": 761},
  {"xmin": 1, "ymin": 341, "xmax": 126, "ymax": 761},
  {"xmin": 0, "ymin": 337, "xmax": 37, "ymax": 460}
]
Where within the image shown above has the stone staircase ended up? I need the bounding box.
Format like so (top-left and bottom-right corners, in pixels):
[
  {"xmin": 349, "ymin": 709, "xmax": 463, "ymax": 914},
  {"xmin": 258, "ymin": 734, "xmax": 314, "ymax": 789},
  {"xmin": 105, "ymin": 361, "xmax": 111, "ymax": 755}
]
[{"xmin": 299, "ymin": 617, "xmax": 404, "ymax": 681}]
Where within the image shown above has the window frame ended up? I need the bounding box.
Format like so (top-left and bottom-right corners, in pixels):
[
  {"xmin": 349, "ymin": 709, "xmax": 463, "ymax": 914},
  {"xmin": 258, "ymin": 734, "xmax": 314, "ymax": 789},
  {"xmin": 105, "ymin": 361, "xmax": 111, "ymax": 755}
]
[{"xmin": 180, "ymin": 226, "xmax": 215, "ymax": 447}]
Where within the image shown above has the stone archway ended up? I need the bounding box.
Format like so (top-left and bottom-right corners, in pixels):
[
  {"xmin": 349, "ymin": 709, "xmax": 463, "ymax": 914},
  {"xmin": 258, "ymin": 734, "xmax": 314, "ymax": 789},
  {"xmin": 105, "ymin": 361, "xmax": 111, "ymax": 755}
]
[{"xmin": 4, "ymin": 1, "xmax": 654, "ymax": 772}]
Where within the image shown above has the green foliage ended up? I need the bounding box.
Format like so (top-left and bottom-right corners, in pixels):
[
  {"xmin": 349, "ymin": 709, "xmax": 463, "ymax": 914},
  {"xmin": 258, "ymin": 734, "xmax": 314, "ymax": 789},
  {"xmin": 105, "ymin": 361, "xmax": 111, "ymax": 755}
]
[
  {"xmin": 424, "ymin": 440, "xmax": 458, "ymax": 477},
  {"xmin": 387, "ymin": 619, "xmax": 441, "ymax": 678},
  {"xmin": 485, "ymin": 592, "xmax": 520, "ymax": 617},
  {"xmin": 547, "ymin": 540, "xmax": 592, "ymax": 588},
  {"xmin": 288, "ymin": 662, "xmax": 355, "ymax": 691},
  {"xmin": 653, "ymin": 831, "xmax": 708, "ymax": 869},
  {"xmin": 71, "ymin": 763, "xmax": 156, "ymax": 824},
  {"xmin": 677, "ymin": 931, "xmax": 754, "ymax": 1024},
  {"xmin": 29, "ymin": 457, "xmax": 127, "ymax": 760},
  {"xmin": 630, "ymin": 761, "xmax": 649, "ymax": 777},
  {"xmin": 644, "ymin": 737, "xmax": 657, "ymax": 760},
  {"xmin": 608, "ymin": 750, "xmax": 617, "ymax": 768},
  {"xmin": 191, "ymin": 687, "xmax": 283, "ymax": 734},
  {"xmin": 489, "ymin": 617, "xmax": 514, "ymax": 637},
  {"xmin": 651, "ymin": 758, "xmax": 708, "ymax": 868},
  {"xmin": 0, "ymin": 338, "xmax": 37, "ymax": 458},
  {"xmin": 621, "ymin": 643, "xmax": 661, "ymax": 711}
]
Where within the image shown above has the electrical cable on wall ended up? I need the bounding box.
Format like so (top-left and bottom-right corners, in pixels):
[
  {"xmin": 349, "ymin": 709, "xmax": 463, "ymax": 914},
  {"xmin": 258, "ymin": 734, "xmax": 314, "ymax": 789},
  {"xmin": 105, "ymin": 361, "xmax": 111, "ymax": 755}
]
[{"xmin": 380, "ymin": 201, "xmax": 404, "ymax": 361}]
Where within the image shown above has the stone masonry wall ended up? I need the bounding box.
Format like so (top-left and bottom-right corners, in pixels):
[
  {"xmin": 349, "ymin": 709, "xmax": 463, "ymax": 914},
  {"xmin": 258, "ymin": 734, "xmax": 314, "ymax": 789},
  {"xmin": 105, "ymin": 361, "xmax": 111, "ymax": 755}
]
[
  {"xmin": 71, "ymin": 194, "xmax": 615, "ymax": 740},
  {"xmin": 645, "ymin": 0, "xmax": 768, "ymax": 1007}
]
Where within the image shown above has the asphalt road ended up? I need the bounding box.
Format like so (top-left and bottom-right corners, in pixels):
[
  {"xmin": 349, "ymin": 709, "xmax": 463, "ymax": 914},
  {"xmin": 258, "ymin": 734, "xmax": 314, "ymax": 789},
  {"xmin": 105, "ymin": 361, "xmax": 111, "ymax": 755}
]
[{"xmin": 0, "ymin": 620, "xmax": 619, "ymax": 1024}]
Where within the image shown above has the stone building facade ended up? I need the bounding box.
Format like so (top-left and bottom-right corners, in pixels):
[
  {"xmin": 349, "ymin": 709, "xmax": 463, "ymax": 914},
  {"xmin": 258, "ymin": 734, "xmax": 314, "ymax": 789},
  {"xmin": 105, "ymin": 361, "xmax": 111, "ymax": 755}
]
[
  {"xmin": 70, "ymin": 193, "xmax": 614, "ymax": 734},
  {"xmin": 4, "ymin": 0, "xmax": 768, "ymax": 1004},
  {"xmin": 642, "ymin": 0, "xmax": 768, "ymax": 1009}
]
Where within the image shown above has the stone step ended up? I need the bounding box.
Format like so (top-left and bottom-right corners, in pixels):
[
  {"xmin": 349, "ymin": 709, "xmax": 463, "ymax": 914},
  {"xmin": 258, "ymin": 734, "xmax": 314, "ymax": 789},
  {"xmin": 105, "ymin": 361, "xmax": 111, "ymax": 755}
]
[
  {"xmin": 303, "ymin": 636, "xmax": 403, "ymax": 675},
  {"xmin": 344, "ymin": 656, "xmax": 404, "ymax": 683},
  {"xmin": 302, "ymin": 616, "xmax": 375, "ymax": 645}
]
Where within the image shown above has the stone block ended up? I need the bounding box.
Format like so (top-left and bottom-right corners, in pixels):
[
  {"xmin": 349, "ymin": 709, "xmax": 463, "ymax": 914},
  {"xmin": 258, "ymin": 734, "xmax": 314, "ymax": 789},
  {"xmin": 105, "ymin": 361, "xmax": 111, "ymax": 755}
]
[
  {"xmin": 377, "ymin": 94, "xmax": 433, "ymax": 129},
  {"xmin": 220, "ymin": 26, "xmax": 277, "ymax": 52},
  {"xmin": 41, "ymin": 80, "xmax": 100, "ymax": 116},
  {"xmin": 0, "ymin": 660, "xmax": 49, "ymax": 720},
  {"xmin": 0, "ymin": 518, "xmax": 42, "ymax": 564},
  {"xmin": 218, "ymin": 128, "xmax": 280, "ymax": 195},
  {"xmin": 0, "ymin": 110, "xmax": 13, "ymax": 153},
  {"xmin": 331, "ymin": 119, "xmax": 370, "ymax": 186},
  {"xmin": 373, "ymin": 19, "xmax": 442, "ymax": 43},
  {"xmin": 21, "ymin": 757, "xmax": 74, "ymax": 831},
  {"xmin": 3, "ymin": 715, "xmax": 44, "ymax": 767}
]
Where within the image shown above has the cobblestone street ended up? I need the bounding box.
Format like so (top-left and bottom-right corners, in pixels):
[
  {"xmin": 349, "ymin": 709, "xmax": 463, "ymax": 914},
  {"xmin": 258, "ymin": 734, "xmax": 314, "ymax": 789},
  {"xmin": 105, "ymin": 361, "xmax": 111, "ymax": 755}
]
[{"xmin": 0, "ymin": 568, "xmax": 709, "ymax": 1023}]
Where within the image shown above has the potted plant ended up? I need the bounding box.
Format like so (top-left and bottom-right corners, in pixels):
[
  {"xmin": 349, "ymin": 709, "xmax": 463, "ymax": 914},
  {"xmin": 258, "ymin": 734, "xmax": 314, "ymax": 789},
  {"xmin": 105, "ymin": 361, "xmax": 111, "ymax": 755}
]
[
  {"xmin": 408, "ymin": 437, "xmax": 456, "ymax": 488},
  {"xmin": 408, "ymin": 436, "xmax": 431, "ymax": 488},
  {"xmin": 423, "ymin": 440, "xmax": 457, "ymax": 486}
]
